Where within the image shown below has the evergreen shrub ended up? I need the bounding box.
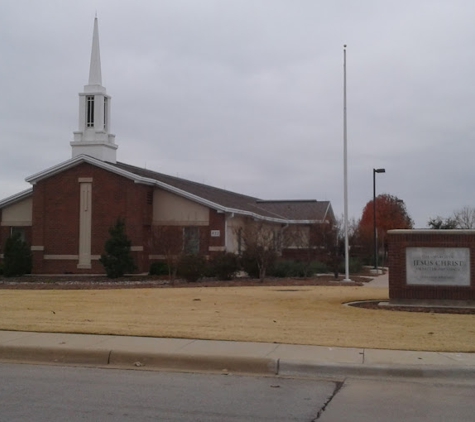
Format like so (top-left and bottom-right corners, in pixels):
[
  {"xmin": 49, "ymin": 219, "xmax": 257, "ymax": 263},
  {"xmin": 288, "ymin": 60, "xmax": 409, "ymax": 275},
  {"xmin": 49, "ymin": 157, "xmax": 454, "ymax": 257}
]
[
  {"xmin": 177, "ymin": 254, "xmax": 207, "ymax": 282},
  {"xmin": 3, "ymin": 233, "xmax": 32, "ymax": 277},
  {"xmin": 149, "ymin": 261, "xmax": 169, "ymax": 276},
  {"xmin": 100, "ymin": 218, "xmax": 136, "ymax": 278},
  {"xmin": 338, "ymin": 257, "xmax": 363, "ymax": 274},
  {"xmin": 209, "ymin": 252, "xmax": 239, "ymax": 280}
]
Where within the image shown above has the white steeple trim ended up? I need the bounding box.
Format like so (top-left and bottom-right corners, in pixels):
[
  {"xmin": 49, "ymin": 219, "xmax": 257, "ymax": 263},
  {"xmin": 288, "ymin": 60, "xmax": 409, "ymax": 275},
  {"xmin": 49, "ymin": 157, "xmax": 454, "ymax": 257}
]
[{"xmin": 71, "ymin": 16, "xmax": 117, "ymax": 163}]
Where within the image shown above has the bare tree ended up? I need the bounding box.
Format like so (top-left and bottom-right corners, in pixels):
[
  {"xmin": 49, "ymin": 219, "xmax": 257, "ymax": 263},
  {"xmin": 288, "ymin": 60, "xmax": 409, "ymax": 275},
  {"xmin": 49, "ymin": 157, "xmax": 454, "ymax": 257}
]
[
  {"xmin": 151, "ymin": 226, "xmax": 184, "ymax": 282},
  {"xmin": 282, "ymin": 223, "xmax": 318, "ymax": 277},
  {"xmin": 313, "ymin": 219, "xmax": 342, "ymax": 279},
  {"xmin": 453, "ymin": 206, "xmax": 475, "ymax": 229},
  {"xmin": 238, "ymin": 219, "xmax": 280, "ymax": 282}
]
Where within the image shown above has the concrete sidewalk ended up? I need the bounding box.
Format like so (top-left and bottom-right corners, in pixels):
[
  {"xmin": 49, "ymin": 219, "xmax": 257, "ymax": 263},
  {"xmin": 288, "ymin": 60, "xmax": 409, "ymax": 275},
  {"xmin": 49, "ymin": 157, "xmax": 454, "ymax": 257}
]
[
  {"xmin": 0, "ymin": 330, "xmax": 474, "ymax": 380},
  {"xmin": 363, "ymin": 270, "xmax": 389, "ymax": 288}
]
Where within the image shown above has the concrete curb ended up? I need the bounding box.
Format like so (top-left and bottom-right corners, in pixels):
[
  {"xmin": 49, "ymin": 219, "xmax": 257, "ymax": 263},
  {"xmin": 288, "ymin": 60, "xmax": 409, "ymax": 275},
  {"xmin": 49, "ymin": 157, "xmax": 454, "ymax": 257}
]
[
  {"xmin": 108, "ymin": 350, "xmax": 278, "ymax": 375},
  {"xmin": 0, "ymin": 345, "xmax": 110, "ymax": 366},
  {"xmin": 1, "ymin": 344, "xmax": 474, "ymax": 380},
  {"xmin": 278, "ymin": 360, "xmax": 475, "ymax": 380}
]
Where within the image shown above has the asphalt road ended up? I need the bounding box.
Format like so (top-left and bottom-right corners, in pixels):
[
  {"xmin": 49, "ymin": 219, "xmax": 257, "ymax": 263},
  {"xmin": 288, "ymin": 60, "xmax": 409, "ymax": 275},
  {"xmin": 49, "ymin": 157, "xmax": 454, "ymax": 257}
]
[
  {"xmin": 319, "ymin": 377, "xmax": 475, "ymax": 422},
  {"xmin": 1, "ymin": 363, "xmax": 475, "ymax": 421},
  {"xmin": 0, "ymin": 363, "xmax": 335, "ymax": 421}
]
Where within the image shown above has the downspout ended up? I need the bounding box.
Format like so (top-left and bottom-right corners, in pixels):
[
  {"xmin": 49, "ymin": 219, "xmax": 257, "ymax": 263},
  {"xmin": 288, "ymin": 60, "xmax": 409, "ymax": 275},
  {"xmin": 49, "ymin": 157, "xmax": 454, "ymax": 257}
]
[{"xmin": 225, "ymin": 212, "xmax": 235, "ymax": 252}]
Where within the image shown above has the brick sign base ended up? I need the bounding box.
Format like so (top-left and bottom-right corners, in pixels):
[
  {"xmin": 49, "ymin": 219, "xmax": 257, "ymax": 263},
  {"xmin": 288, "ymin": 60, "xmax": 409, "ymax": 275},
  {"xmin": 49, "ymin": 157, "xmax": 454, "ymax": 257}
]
[{"xmin": 388, "ymin": 230, "xmax": 475, "ymax": 307}]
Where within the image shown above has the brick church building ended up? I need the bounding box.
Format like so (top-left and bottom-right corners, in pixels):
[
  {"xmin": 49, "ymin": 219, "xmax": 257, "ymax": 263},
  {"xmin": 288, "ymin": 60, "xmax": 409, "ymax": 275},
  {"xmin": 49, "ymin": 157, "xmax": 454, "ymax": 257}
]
[{"xmin": 0, "ymin": 18, "xmax": 335, "ymax": 275}]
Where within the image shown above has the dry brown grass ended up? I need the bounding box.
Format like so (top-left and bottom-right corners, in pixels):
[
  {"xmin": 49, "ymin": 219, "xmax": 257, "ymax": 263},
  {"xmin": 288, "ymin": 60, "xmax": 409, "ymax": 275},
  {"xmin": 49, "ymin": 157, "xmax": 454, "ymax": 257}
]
[{"xmin": 0, "ymin": 286, "xmax": 474, "ymax": 352}]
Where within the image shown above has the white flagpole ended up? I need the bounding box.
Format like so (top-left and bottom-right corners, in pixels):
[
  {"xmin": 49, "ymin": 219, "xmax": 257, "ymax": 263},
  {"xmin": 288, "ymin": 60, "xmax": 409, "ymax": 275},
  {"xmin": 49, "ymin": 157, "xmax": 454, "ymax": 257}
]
[{"xmin": 343, "ymin": 45, "xmax": 351, "ymax": 282}]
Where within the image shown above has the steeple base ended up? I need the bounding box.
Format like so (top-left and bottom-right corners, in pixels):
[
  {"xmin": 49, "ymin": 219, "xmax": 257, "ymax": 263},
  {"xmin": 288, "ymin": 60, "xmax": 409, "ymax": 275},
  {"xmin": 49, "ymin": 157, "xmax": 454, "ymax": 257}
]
[{"xmin": 71, "ymin": 134, "xmax": 118, "ymax": 163}]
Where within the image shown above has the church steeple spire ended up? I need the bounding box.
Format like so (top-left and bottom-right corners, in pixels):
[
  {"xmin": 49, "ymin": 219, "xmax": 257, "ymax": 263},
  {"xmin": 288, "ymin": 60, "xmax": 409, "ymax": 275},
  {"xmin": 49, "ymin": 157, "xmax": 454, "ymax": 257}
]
[
  {"xmin": 71, "ymin": 16, "xmax": 117, "ymax": 163},
  {"xmin": 88, "ymin": 16, "xmax": 102, "ymax": 86}
]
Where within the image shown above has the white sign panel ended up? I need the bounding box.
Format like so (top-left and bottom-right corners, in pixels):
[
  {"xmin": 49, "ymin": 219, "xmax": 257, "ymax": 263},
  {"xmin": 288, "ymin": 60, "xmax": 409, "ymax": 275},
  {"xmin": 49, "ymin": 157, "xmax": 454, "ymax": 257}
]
[
  {"xmin": 406, "ymin": 247, "xmax": 470, "ymax": 286},
  {"xmin": 210, "ymin": 230, "xmax": 220, "ymax": 237}
]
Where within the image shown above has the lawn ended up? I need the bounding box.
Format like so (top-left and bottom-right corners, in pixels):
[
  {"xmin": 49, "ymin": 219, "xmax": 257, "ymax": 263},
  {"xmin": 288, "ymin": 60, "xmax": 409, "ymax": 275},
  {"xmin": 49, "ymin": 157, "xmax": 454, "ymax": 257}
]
[{"xmin": 0, "ymin": 285, "xmax": 474, "ymax": 352}]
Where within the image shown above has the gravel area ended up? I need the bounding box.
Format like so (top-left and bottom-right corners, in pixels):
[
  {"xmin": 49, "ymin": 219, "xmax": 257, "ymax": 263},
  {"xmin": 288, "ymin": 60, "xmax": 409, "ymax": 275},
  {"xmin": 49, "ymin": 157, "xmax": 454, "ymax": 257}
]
[
  {"xmin": 0, "ymin": 275, "xmax": 367, "ymax": 290},
  {"xmin": 348, "ymin": 300, "xmax": 475, "ymax": 315}
]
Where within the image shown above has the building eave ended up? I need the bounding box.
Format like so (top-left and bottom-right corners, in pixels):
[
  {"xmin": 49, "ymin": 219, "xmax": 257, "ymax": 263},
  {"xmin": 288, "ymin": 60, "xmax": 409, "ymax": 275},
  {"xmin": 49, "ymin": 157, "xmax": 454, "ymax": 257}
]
[
  {"xmin": 0, "ymin": 188, "xmax": 33, "ymax": 209},
  {"xmin": 25, "ymin": 155, "xmax": 328, "ymax": 225}
]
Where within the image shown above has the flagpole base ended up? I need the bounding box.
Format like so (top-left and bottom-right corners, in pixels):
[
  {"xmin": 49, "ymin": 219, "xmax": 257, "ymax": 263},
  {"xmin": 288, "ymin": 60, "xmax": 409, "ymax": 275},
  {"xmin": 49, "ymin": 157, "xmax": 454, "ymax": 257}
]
[{"xmin": 342, "ymin": 278, "xmax": 352, "ymax": 282}]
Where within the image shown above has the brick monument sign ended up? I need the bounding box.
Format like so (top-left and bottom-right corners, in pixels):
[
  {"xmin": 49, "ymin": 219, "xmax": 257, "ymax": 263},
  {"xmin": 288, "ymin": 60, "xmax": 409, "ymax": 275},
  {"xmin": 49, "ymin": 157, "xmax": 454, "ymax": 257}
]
[{"xmin": 388, "ymin": 229, "xmax": 475, "ymax": 307}]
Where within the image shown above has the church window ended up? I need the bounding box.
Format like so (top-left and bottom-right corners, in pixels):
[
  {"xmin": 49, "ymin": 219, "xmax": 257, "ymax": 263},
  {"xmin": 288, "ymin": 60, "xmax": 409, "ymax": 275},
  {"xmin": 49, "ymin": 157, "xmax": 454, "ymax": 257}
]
[
  {"xmin": 104, "ymin": 97, "xmax": 108, "ymax": 130},
  {"xmin": 86, "ymin": 96, "xmax": 94, "ymax": 127},
  {"xmin": 183, "ymin": 227, "xmax": 200, "ymax": 254},
  {"xmin": 10, "ymin": 227, "xmax": 26, "ymax": 242}
]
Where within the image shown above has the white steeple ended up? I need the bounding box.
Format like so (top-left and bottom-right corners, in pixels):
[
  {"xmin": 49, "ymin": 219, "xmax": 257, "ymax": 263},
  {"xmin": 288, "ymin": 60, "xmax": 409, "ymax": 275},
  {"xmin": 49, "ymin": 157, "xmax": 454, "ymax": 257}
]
[
  {"xmin": 88, "ymin": 16, "xmax": 102, "ymax": 86},
  {"xmin": 71, "ymin": 16, "xmax": 117, "ymax": 163}
]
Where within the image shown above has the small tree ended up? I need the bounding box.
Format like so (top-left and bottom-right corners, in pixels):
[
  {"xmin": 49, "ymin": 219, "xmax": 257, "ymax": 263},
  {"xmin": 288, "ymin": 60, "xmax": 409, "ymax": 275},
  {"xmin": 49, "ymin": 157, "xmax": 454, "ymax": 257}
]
[
  {"xmin": 100, "ymin": 218, "xmax": 136, "ymax": 278},
  {"xmin": 314, "ymin": 219, "xmax": 342, "ymax": 279},
  {"xmin": 238, "ymin": 220, "xmax": 279, "ymax": 282},
  {"xmin": 3, "ymin": 233, "xmax": 32, "ymax": 277},
  {"xmin": 151, "ymin": 226, "xmax": 184, "ymax": 282}
]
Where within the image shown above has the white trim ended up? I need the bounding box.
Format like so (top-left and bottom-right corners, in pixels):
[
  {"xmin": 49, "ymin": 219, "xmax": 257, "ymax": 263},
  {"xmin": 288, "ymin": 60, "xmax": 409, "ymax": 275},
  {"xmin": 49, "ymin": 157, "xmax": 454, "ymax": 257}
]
[
  {"xmin": 31, "ymin": 246, "xmax": 44, "ymax": 251},
  {"xmin": 209, "ymin": 246, "xmax": 226, "ymax": 252},
  {"xmin": 1, "ymin": 221, "xmax": 31, "ymax": 227},
  {"xmin": 0, "ymin": 188, "xmax": 33, "ymax": 209},
  {"xmin": 42, "ymin": 255, "xmax": 100, "ymax": 260},
  {"xmin": 130, "ymin": 246, "xmax": 143, "ymax": 251},
  {"xmin": 153, "ymin": 220, "xmax": 208, "ymax": 227},
  {"xmin": 78, "ymin": 177, "xmax": 93, "ymax": 183}
]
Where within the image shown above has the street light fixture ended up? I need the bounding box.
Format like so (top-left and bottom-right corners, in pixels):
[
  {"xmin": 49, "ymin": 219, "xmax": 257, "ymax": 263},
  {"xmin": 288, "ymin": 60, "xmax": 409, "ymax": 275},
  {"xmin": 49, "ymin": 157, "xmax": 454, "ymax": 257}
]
[{"xmin": 373, "ymin": 168, "xmax": 386, "ymax": 272}]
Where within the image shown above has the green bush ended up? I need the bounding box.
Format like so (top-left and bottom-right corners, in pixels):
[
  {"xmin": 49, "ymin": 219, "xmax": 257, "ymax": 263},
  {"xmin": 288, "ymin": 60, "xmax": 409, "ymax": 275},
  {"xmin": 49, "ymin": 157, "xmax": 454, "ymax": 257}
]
[
  {"xmin": 149, "ymin": 261, "xmax": 169, "ymax": 276},
  {"xmin": 338, "ymin": 257, "xmax": 363, "ymax": 274},
  {"xmin": 3, "ymin": 233, "xmax": 32, "ymax": 277},
  {"xmin": 270, "ymin": 260, "xmax": 328, "ymax": 278},
  {"xmin": 306, "ymin": 261, "xmax": 328, "ymax": 276},
  {"xmin": 177, "ymin": 254, "xmax": 207, "ymax": 282},
  {"xmin": 0, "ymin": 261, "xmax": 3, "ymax": 275},
  {"xmin": 239, "ymin": 250, "xmax": 260, "ymax": 278},
  {"xmin": 209, "ymin": 252, "xmax": 239, "ymax": 280},
  {"xmin": 270, "ymin": 260, "xmax": 304, "ymax": 278},
  {"xmin": 100, "ymin": 218, "xmax": 136, "ymax": 278}
]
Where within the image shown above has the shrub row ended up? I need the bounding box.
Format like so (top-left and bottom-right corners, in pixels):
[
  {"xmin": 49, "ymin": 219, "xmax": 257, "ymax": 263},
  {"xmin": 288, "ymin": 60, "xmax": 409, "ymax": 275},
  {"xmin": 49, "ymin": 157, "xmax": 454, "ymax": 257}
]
[{"xmin": 149, "ymin": 252, "xmax": 363, "ymax": 282}]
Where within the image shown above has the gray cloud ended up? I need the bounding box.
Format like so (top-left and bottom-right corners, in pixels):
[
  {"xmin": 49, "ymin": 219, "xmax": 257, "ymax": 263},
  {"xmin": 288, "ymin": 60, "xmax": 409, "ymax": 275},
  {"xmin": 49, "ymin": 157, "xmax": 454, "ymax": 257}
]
[{"xmin": 1, "ymin": 0, "xmax": 475, "ymax": 227}]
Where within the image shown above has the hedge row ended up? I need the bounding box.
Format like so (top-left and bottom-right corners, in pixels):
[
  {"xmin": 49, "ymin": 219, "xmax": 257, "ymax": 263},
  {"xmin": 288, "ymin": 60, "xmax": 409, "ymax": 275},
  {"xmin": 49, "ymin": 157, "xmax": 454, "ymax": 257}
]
[{"xmin": 149, "ymin": 252, "xmax": 363, "ymax": 282}]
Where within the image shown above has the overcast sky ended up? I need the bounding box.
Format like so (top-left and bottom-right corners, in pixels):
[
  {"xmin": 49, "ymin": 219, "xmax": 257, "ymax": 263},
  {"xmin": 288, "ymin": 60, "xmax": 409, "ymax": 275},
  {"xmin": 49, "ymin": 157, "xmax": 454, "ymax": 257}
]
[{"xmin": 1, "ymin": 0, "xmax": 474, "ymax": 227}]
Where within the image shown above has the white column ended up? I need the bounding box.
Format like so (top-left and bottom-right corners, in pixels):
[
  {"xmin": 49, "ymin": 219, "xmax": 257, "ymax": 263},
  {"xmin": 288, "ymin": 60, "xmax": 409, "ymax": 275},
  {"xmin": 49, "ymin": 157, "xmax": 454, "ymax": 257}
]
[{"xmin": 78, "ymin": 179, "xmax": 92, "ymax": 269}]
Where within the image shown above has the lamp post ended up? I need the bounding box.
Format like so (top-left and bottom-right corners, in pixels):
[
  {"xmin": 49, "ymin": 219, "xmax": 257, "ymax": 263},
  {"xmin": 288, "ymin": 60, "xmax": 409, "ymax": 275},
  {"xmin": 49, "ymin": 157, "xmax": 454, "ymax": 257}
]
[{"xmin": 373, "ymin": 168, "xmax": 385, "ymax": 272}]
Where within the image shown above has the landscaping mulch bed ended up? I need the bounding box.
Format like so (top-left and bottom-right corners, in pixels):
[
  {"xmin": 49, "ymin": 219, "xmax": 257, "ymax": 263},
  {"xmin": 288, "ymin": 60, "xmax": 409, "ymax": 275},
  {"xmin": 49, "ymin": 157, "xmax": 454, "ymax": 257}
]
[
  {"xmin": 349, "ymin": 300, "xmax": 475, "ymax": 315},
  {"xmin": 0, "ymin": 275, "xmax": 368, "ymax": 290}
]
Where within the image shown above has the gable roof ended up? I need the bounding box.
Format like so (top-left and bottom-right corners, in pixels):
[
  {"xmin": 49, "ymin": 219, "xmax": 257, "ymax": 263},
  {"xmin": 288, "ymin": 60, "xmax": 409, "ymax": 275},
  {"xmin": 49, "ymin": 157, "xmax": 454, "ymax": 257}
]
[
  {"xmin": 4, "ymin": 155, "xmax": 333, "ymax": 224},
  {"xmin": 111, "ymin": 162, "xmax": 333, "ymax": 223}
]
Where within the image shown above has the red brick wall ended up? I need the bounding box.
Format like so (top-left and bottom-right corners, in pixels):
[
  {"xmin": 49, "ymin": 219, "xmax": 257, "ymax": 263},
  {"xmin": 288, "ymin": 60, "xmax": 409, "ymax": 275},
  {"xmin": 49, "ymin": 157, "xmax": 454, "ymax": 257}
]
[
  {"xmin": 388, "ymin": 230, "xmax": 475, "ymax": 301},
  {"xmin": 31, "ymin": 163, "xmax": 153, "ymax": 274}
]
